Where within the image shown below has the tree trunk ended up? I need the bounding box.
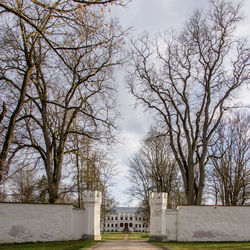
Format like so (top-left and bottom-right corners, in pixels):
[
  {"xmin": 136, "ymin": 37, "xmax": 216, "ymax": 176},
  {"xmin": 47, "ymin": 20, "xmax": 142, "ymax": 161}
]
[
  {"xmin": 76, "ymin": 153, "xmax": 82, "ymax": 208},
  {"xmin": 48, "ymin": 181, "xmax": 60, "ymax": 204},
  {"xmin": 0, "ymin": 66, "xmax": 33, "ymax": 182}
]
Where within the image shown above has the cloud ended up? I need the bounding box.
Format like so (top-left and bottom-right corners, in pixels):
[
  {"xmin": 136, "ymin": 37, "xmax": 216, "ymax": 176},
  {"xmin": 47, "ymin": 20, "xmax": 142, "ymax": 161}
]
[{"xmin": 113, "ymin": 0, "xmax": 209, "ymax": 33}]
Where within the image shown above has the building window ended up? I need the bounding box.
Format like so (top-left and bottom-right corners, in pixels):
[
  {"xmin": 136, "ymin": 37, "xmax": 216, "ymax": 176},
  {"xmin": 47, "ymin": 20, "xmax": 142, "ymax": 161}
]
[
  {"xmin": 139, "ymin": 224, "xmax": 141, "ymax": 228},
  {"xmin": 108, "ymin": 224, "xmax": 110, "ymax": 227},
  {"xmin": 115, "ymin": 217, "xmax": 118, "ymax": 220},
  {"xmin": 111, "ymin": 224, "xmax": 113, "ymax": 227},
  {"xmin": 115, "ymin": 224, "xmax": 117, "ymax": 227},
  {"xmin": 111, "ymin": 217, "xmax": 113, "ymax": 220},
  {"xmin": 139, "ymin": 217, "xmax": 141, "ymax": 221},
  {"xmin": 129, "ymin": 223, "xmax": 133, "ymax": 227},
  {"xmin": 135, "ymin": 224, "xmax": 137, "ymax": 228},
  {"xmin": 125, "ymin": 217, "xmax": 127, "ymax": 220},
  {"xmin": 130, "ymin": 217, "xmax": 132, "ymax": 220},
  {"xmin": 121, "ymin": 217, "xmax": 123, "ymax": 220},
  {"xmin": 120, "ymin": 223, "xmax": 123, "ymax": 227},
  {"xmin": 135, "ymin": 217, "xmax": 137, "ymax": 221},
  {"xmin": 108, "ymin": 217, "xmax": 110, "ymax": 220}
]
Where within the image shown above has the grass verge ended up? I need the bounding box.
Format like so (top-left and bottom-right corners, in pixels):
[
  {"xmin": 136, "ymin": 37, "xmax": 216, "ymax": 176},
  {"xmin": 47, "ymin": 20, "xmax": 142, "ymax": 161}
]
[
  {"xmin": 151, "ymin": 241, "xmax": 250, "ymax": 250},
  {"xmin": 128, "ymin": 232, "xmax": 149, "ymax": 240},
  {"xmin": 101, "ymin": 232, "xmax": 149, "ymax": 241},
  {"xmin": 101, "ymin": 232, "xmax": 124, "ymax": 241},
  {"xmin": 0, "ymin": 240, "xmax": 96, "ymax": 250}
]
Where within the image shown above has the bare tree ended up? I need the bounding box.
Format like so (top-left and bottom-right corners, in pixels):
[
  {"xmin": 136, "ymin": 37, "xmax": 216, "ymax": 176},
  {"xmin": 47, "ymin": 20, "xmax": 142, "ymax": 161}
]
[
  {"xmin": 128, "ymin": 152, "xmax": 151, "ymax": 215},
  {"xmin": 0, "ymin": 102, "xmax": 6, "ymax": 124},
  {"xmin": 0, "ymin": 184, "xmax": 7, "ymax": 202},
  {"xmin": 1, "ymin": 1, "xmax": 126, "ymax": 202},
  {"xmin": 101, "ymin": 192, "xmax": 117, "ymax": 233},
  {"xmin": 0, "ymin": 0, "xmax": 59, "ymax": 182},
  {"xmin": 100, "ymin": 159, "xmax": 117, "ymax": 233},
  {"xmin": 207, "ymin": 112, "xmax": 250, "ymax": 205},
  {"xmin": 128, "ymin": 128, "xmax": 184, "ymax": 210},
  {"xmin": 67, "ymin": 135, "xmax": 113, "ymax": 207},
  {"xmin": 128, "ymin": 0, "xmax": 250, "ymax": 204},
  {"xmin": 0, "ymin": 0, "xmax": 127, "ymax": 183},
  {"xmin": 36, "ymin": 175, "xmax": 49, "ymax": 203},
  {"xmin": 72, "ymin": 0, "xmax": 128, "ymax": 5},
  {"xmin": 10, "ymin": 165, "xmax": 38, "ymax": 203}
]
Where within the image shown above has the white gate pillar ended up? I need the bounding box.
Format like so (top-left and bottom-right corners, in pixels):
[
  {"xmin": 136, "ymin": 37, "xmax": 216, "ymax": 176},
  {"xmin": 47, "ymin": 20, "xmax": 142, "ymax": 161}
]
[
  {"xmin": 149, "ymin": 192, "xmax": 168, "ymax": 241},
  {"xmin": 82, "ymin": 190, "xmax": 102, "ymax": 240}
]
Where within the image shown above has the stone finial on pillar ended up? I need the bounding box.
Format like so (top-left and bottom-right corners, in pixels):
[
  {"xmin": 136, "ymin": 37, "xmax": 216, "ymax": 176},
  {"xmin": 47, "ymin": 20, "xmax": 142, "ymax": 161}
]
[
  {"xmin": 82, "ymin": 190, "xmax": 102, "ymax": 240},
  {"xmin": 149, "ymin": 192, "xmax": 168, "ymax": 241}
]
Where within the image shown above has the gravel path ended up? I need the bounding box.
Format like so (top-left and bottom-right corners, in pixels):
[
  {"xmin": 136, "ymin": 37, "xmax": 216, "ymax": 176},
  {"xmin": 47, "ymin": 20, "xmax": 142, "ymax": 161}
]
[{"xmin": 88, "ymin": 240, "xmax": 164, "ymax": 250}]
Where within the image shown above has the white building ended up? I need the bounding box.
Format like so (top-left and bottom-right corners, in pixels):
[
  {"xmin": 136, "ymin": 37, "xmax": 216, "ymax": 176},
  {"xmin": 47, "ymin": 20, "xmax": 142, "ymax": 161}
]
[{"xmin": 103, "ymin": 207, "xmax": 149, "ymax": 232}]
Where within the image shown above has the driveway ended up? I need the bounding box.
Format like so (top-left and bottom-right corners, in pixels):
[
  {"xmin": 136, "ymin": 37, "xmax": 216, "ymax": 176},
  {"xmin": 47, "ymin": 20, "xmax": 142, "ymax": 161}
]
[{"xmin": 88, "ymin": 240, "xmax": 164, "ymax": 250}]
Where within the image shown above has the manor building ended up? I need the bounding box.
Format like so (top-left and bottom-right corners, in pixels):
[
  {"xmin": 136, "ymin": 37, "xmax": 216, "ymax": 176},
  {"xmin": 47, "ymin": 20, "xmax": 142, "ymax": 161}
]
[{"xmin": 103, "ymin": 207, "xmax": 149, "ymax": 232}]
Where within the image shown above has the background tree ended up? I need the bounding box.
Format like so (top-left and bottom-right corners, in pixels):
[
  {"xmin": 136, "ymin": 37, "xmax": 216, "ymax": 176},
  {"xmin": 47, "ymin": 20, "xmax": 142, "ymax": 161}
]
[
  {"xmin": 99, "ymin": 159, "xmax": 117, "ymax": 233},
  {"xmin": 128, "ymin": 128, "xmax": 185, "ymax": 211},
  {"xmin": 36, "ymin": 175, "xmax": 49, "ymax": 203},
  {"xmin": 0, "ymin": 184, "xmax": 7, "ymax": 202},
  {"xmin": 207, "ymin": 112, "xmax": 250, "ymax": 205},
  {"xmin": 128, "ymin": 0, "xmax": 249, "ymax": 204},
  {"xmin": 9, "ymin": 165, "xmax": 38, "ymax": 202}
]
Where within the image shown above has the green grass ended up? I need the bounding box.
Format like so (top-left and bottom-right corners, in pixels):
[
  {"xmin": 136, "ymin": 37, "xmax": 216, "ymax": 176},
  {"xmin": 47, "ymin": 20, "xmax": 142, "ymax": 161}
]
[
  {"xmin": 101, "ymin": 232, "xmax": 149, "ymax": 241},
  {"xmin": 128, "ymin": 232, "xmax": 149, "ymax": 240},
  {"xmin": 151, "ymin": 241, "xmax": 250, "ymax": 250},
  {"xmin": 101, "ymin": 232, "xmax": 125, "ymax": 241},
  {"xmin": 0, "ymin": 240, "xmax": 96, "ymax": 250}
]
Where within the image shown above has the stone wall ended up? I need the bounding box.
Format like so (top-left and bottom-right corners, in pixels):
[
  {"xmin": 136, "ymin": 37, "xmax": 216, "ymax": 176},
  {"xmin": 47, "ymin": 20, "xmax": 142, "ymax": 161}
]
[
  {"xmin": 0, "ymin": 190, "xmax": 101, "ymax": 243},
  {"xmin": 165, "ymin": 210, "xmax": 178, "ymax": 241},
  {"xmin": 72, "ymin": 208, "xmax": 87, "ymax": 240},
  {"xmin": 177, "ymin": 206, "xmax": 250, "ymax": 242},
  {"xmin": 149, "ymin": 192, "xmax": 250, "ymax": 242},
  {"xmin": 0, "ymin": 203, "xmax": 74, "ymax": 243}
]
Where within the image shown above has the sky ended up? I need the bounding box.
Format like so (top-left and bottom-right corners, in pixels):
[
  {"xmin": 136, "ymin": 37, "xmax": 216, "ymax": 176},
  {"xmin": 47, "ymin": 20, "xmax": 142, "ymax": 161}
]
[{"xmin": 108, "ymin": 0, "xmax": 250, "ymax": 206}]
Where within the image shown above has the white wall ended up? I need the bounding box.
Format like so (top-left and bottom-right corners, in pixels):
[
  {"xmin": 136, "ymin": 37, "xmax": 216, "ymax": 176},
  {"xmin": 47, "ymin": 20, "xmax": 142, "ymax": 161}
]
[
  {"xmin": 149, "ymin": 192, "xmax": 250, "ymax": 242},
  {"xmin": 165, "ymin": 210, "xmax": 177, "ymax": 241},
  {"xmin": 0, "ymin": 191, "xmax": 102, "ymax": 243},
  {"xmin": 72, "ymin": 208, "xmax": 86, "ymax": 240},
  {"xmin": 0, "ymin": 203, "xmax": 73, "ymax": 243},
  {"xmin": 177, "ymin": 206, "xmax": 250, "ymax": 242}
]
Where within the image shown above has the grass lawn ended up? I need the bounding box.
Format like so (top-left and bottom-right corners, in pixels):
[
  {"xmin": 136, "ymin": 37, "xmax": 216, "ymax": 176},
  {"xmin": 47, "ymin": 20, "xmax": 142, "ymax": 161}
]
[
  {"xmin": 101, "ymin": 232, "xmax": 149, "ymax": 241},
  {"xmin": 101, "ymin": 232, "xmax": 124, "ymax": 240},
  {"xmin": 0, "ymin": 240, "xmax": 96, "ymax": 250},
  {"xmin": 128, "ymin": 232, "xmax": 149, "ymax": 240},
  {"xmin": 151, "ymin": 241, "xmax": 250, "ymax": 250}
]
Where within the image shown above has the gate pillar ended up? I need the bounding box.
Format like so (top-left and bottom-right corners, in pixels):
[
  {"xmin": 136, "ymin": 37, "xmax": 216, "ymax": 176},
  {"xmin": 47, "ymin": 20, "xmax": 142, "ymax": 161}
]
[
  {"xmin": 82, "ymin": 190, "xmax": 102, "ymax": 240},
  {"xmin": 149, "ymin": 192, "xmax": 168, "ymax": 241}
]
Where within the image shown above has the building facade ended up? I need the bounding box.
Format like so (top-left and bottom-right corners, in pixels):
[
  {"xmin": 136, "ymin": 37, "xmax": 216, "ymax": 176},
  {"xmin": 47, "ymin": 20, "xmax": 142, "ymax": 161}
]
[{"xmin": 103, "ymin": 207, "xmax": 149, "ymax": 232}]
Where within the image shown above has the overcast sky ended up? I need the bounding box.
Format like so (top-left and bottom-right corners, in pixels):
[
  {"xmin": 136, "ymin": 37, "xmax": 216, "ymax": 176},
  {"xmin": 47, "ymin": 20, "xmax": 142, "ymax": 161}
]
[{"xmin": 109, "ymin": 0, "xmax": 250, "ymax": 206}]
